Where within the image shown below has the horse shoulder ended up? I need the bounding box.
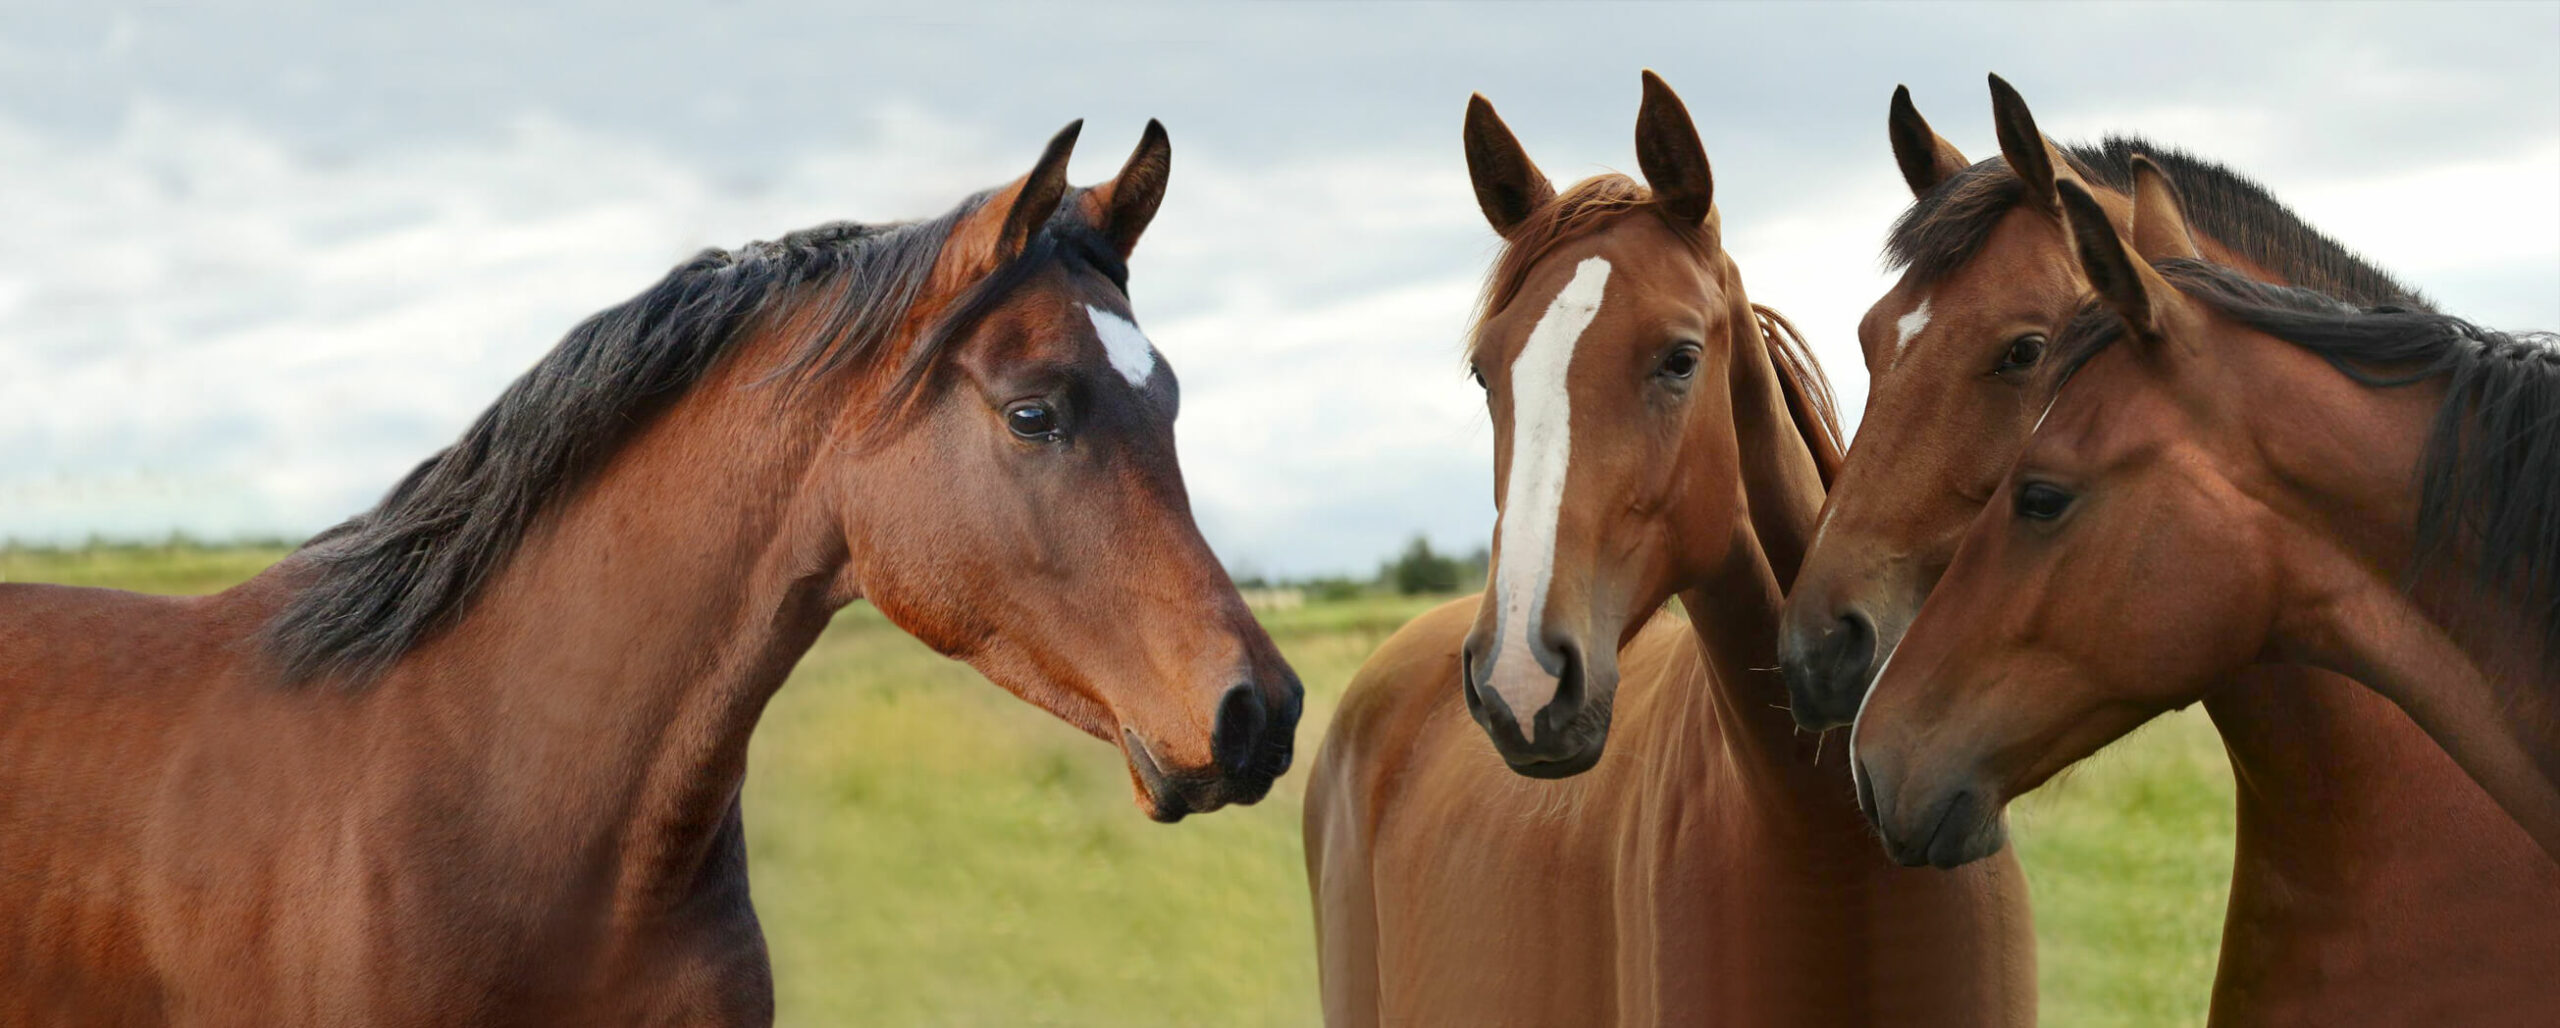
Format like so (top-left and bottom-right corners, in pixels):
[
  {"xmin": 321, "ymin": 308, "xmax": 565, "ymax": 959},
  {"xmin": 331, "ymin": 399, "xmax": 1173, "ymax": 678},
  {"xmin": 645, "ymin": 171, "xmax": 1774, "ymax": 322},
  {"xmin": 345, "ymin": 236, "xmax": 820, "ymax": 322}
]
[
  {"xmin": 1305, "ymin": 595, "xmax": 1479, "ymax": 1028},
  {"xmin": 1310, "ymin": 595, "xmax": 1480, "ymax": 830}
]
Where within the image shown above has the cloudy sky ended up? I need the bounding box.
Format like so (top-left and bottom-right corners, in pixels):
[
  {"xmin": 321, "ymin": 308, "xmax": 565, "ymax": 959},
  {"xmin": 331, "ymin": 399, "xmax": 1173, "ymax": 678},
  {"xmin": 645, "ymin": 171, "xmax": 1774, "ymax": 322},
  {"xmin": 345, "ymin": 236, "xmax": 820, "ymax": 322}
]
[{"xmin": 4, "ymin": 2, "xmax": 2554, "ymax": 576}]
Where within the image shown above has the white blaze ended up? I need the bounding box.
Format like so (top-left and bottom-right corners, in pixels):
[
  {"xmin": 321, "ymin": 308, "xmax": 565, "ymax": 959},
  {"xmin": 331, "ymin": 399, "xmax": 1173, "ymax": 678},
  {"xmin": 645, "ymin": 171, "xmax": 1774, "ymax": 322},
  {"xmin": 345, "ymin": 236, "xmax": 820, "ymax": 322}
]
[
  {"xmin": 1892, "ymin": 297, "xmax": 1934, "ymax": 365},
  {"xmin": 1085, "ymin": 305, "xmax": 1158, "ymax": 386},
  {"xmin": 1487, "ymin": 257, "xmax": 1612, "ymax": 735}
]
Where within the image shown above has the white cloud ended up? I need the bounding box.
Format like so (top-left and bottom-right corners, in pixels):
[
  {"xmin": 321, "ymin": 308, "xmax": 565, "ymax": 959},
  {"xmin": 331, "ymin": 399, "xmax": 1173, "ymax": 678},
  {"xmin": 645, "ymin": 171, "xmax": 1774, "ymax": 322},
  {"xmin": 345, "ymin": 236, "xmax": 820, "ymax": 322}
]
[
  {"xmin": 0, "ymin": 97, "xmax": 1508, "ymax": 574},
  {"xmin": 4, "ymin": 42, "xmax": 2555, "ymax": 578},
  {"xmin": 0, "ymin": 101, "xmax": 1020, "ymax": 541}
]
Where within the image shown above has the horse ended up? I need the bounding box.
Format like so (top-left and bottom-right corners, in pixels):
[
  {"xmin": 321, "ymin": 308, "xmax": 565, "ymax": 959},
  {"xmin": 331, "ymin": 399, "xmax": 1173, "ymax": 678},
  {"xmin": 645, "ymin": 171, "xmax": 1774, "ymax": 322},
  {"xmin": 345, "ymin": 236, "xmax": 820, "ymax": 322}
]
[
  {"xmin": 1304, "ymin": 72, "xmax": 2034, "ymax": 1027},
  {"xmin": 0, "ymin": 120, "xmax": 1303, "ymax": 1026},
  {"xmin": 1778, "ymin": 76, "xmax": 2560, "ymax": 1022},
  {"xmin": 1849, "ymin": 151, "xmax": 2560, "ymax": 921}
]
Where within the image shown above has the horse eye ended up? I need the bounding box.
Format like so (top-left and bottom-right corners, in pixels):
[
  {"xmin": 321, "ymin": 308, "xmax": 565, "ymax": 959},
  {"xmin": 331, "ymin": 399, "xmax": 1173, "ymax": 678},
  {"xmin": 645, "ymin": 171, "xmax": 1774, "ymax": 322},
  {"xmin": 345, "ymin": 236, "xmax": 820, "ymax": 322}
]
[
  {"xmin": 1006, "ymin": 402, "xmax": 1061, "ymax": 440},
  {"xmin": 1467, "ymin": 363, "xmax": 1486, "ymax": 389},
  {"xmin": 1997, "ymin": 334, "xmax": 2048, "ymax": 374},
  {"xmin": 1655, "ymin": 345, "xmax": 1702, "ymax": 381},
  {"xmin": 2014, "ymin": 481, "xmax": 2075, "ymax": 521}
]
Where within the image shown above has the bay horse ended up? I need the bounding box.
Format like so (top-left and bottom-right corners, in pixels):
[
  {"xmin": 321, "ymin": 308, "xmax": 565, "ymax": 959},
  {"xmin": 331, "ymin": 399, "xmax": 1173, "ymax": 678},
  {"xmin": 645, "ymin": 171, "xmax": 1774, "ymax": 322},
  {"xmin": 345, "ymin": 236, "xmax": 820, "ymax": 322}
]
[
  {"xmin": 1780, "ymin": 77, "xmax": 2560, "ymax": 1021},
  {"xmin": 1305, "ymin": 72, "xmax": 2034, "ymax": 1027},
  {"xmin": 1849, "ymin": 158, "xmax": 2560, "ymax": 913},
  {"xmin": 0, "ymin": 120, "xmax": 1302, "ymax": 1026}
]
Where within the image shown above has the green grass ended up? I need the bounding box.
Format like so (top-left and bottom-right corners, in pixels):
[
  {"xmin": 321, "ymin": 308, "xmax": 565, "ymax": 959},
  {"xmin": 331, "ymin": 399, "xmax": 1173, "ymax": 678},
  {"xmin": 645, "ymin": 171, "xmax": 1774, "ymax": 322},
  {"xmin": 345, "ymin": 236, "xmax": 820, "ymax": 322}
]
[
  {"xmin": 2012, "ymin": 711, "xmax": 2233, "ymax": 1028},
  {"xmin": 2, "ymin": 541, "xmax": 294, "ymax": 595},
  {"xmin": 15, "ymin": 547, "xmax": 2236, "ymax": 1025}
]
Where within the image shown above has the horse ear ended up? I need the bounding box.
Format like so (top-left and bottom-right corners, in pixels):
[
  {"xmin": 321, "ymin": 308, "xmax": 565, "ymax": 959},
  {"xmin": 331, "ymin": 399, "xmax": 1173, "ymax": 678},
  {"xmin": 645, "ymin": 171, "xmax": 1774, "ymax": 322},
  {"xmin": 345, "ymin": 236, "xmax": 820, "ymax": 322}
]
[
  {"xmin": 1888, "ymin": 85, "xmax": 1970, "ymax": 197},
  {"xmin": 2060, "ymin": 179, "xmax": 2173, "ymax": 342},
  {"xmin": 1988, "ymin": 74, "xmax": 2069, "ymax": 213},
  {"xmin": 1094, "ymin": 119, "xmax": 1171, "ymax": 258},
  {"xmin": 2128, "ymin": 154, "xmax": 2202, "ymax": 263},
  {"xmin": 1464, "ymin": 93, "xmax": 1554, "ymax": 235},
  {"xmin": 996, "ymin": 120, "xmax": 1081, "ymax": 262},
  {"xmin": 1634, "ymin": 69, "xmax": 1714, "ymax": 224}
]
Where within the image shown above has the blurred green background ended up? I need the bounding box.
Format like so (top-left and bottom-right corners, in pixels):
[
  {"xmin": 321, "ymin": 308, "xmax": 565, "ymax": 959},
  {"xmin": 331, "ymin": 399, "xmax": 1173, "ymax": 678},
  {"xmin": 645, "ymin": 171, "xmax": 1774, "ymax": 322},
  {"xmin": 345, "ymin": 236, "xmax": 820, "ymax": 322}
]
[{"xmin": 4, "ymin": 543, "xmax": 2235, "ymax": 1027}]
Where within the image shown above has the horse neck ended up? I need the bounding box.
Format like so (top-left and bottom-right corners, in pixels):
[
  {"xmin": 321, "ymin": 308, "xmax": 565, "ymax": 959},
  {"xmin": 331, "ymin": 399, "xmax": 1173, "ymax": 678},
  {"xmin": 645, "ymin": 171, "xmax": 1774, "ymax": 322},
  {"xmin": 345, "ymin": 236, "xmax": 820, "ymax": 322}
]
[
  {"xmin": 2203, "ymin": 663, "xmax": 2488, "ymax": 876},
  {"xmin": 2280, "ymin": 557, "xmax": 2560, "ymax": 856},
  {"xmin": 1675, "ymin": 289, "xmax": 1835, "ymax": 783},
  {"xmin": 2175, "ymin": 224, "xmax": 2516, "ymax": 900},
  {"xmin": 386, "ymin": 337, "xmax": 855, "ymax": 919},
  {"xmin": 2232, "ymin": 336, "xmax": 2560, "ymax": 854}
]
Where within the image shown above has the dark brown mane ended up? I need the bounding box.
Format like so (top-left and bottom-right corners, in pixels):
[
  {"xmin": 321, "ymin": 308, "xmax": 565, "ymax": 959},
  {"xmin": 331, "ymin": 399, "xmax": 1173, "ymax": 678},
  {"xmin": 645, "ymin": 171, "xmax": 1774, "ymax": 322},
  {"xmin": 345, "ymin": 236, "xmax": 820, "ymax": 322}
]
[
  {"xmin": 1887, "ymin": 137, "xmax": 2429, "ymax": 311},
  {"xmin": 1469, "ymin": 174, "xmax": 1705, "ymax": 356},
  {"xmin": 2056, "ymin": 259, "xmax": 2560, "ymax": 667},
  {"xmin": 267, "ymin": 194, "xmax": 1126, "ymax": 687}
]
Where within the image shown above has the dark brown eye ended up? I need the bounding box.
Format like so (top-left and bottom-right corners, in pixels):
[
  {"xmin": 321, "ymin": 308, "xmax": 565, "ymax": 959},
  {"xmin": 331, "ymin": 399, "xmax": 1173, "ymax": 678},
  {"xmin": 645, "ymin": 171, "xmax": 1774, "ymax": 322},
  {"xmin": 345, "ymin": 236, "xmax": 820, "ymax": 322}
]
[
  {"xmin": 1997, "ymin": 334, "xmax": 2047, "ymax": 374},
  {"xmin": 1655, "ymin": 345, "xmax": 1702, "ymax": 381},
  {"xmin": 1467, "ymin": 363, "xmax": 1486, "ymax": 389},
  {"xmin": 1006, "ymin": 401, "xmax": 1061, "ymax": 440},
  {"xmin": 2014, "ymin": 481, "xmax": 2074, "ymax": 521}
]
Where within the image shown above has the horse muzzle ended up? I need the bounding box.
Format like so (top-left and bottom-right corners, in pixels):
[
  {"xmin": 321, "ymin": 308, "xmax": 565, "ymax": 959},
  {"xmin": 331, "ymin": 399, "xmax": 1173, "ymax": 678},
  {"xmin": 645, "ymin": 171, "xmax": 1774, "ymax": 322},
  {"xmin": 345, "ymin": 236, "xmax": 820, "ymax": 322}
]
[
  {"xmin": 1460, "ymin": 639, "xmax": 1616, "ymax": 779},
  {"xmin": 1121, "ymin": 676, "xmax": 1302, "ymax": 823}
]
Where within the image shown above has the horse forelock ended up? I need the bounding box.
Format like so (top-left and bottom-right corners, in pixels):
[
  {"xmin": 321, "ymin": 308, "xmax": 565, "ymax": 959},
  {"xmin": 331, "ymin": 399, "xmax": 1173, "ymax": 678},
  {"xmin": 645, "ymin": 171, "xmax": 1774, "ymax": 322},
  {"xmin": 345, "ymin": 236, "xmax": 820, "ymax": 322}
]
[{"xmin": 1468, "ymin": 175, "xmax": 1706, "ymax": 363}]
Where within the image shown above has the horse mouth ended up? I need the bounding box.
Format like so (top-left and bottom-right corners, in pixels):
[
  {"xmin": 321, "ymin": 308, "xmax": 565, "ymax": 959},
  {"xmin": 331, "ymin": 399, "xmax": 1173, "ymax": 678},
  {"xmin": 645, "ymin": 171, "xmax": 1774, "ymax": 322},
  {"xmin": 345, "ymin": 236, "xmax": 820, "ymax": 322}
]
[
  {"xmin": 1122, "ymin": 728, "xmax": 1193, "ymax": 822},
  {"xmin": 1120, "ymin": 726, "xmax": 1290, "ymax": 824},
  {"xmin": 1502, "ymin": 741, "xmax": 1606, "ymax": 779}
]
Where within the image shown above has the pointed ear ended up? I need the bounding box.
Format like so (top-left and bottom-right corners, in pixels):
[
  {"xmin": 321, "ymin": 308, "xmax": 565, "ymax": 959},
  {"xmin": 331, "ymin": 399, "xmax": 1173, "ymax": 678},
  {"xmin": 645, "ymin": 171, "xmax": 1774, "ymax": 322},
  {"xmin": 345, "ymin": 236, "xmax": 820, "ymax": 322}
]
[
  {"xmin": 2060, "ymin": 179, "xmax": 2174, "ymax": 342},
  {"xmin": 1888, "ymin": 85, "xmax": 1970, "ymax": 197},
  {"xmin": 1988, "ymin": 74, "xmax": 2071, "ymax": 213},
  {"xmin": 1464, "ymin": 93, "xmax": 1554, "ymax": 235},
  {"xmin": 2128, "ymin": 154, "xmax": 2201, "ymax": 263},
  {"xmin": 1092, "ymin": 119, "xmax": 1171, "ymax": 258},
  {"xmin": 995, "ymin": 120, "xmax": 1081, "ymax": 263},
  {"xmin": 1634, "ymin": 69, "xmax": 1713, "ymax": 224}
]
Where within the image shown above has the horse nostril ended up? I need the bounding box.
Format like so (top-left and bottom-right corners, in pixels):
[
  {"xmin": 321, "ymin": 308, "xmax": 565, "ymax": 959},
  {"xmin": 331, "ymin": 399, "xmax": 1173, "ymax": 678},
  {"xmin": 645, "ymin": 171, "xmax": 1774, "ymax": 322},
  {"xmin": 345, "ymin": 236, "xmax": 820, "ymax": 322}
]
[
  {"xmin": 1837, "ymin": 609, "xmax": 1876, "ymax": 678},
  {"xmin": 1266, "ymin": 679, "xmax": 1305, "ymax": 776},
  {"xmin": 1460, "ymin": 649, "xmax": 1526, "ymax": 748},
  {"xmin": 1545, "ymin": 641, "xmax": 1587, "ymax": 728},
  {"xmin": 1211, "ymin": 683, "xmax": 1267, "ymax": 776}
]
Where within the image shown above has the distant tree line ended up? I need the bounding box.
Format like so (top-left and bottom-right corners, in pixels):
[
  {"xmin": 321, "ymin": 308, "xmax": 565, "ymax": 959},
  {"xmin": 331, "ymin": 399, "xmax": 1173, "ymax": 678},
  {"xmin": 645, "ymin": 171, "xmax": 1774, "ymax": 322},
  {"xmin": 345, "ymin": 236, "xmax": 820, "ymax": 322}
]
[{"xmin": 1232, "ymin": 535, "xmax": 1490, "ymax": 601}]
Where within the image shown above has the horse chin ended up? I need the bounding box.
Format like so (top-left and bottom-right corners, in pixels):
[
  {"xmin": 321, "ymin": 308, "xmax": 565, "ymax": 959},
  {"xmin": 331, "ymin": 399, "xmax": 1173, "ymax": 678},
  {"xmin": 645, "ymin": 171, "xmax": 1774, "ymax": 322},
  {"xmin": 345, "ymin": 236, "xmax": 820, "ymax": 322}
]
[
  {"xmin": 1883, "ymin": 785, "xmax": 2010, "ymax": 870},
  {"xmin": 1502, "ymin": 745, "xmax": 1604, "ymax": 780},
  {"xmin": 1136, "ymin": 787, "xmax": 1198, "ymax": 825}
]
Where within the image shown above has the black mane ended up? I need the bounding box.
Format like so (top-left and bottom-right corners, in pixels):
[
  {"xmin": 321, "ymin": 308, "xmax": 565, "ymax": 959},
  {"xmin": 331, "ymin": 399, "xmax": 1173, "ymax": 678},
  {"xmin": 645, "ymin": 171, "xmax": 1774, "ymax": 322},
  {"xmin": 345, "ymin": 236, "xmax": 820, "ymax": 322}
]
[
  {"xmin": 2056, "ymin": 260, "xmax": 2560, "ymax": 666},
  {"xmin": 267, "ymin": 193, "xmax": 1125, "ymax": 685},
  {"xmin": 1886, "ymin": 136, "xmax": 2428, "ymax": 311}
]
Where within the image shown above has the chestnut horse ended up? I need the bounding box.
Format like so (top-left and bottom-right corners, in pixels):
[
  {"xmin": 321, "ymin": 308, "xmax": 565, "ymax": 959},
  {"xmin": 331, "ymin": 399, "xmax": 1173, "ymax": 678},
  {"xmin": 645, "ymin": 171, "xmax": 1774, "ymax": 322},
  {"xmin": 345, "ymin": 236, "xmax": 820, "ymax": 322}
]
[
  {"xmin": 1305, "ymin": 72, "xmax": 2033, "ymax": 1027},
  {"xmin": 1850, "ymin": 164, "xmax": 2560, "ymax": 940},
  {"xmin": 0, "ymin": 121, "xmax": 1302, "ymax": 1025},
  {"xmin": 1781, "ymin": 77, "xmax": 2560, "ymax": 1021}
]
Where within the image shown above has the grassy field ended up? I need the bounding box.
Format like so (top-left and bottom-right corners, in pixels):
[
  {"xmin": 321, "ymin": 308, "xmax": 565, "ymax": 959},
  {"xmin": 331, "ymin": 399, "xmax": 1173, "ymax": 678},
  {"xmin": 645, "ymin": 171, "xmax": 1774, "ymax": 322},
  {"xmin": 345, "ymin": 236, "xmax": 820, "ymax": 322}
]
[{"xmin": 4, "ymin": 546, "xmax": 2235, "ymax": 1026}]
